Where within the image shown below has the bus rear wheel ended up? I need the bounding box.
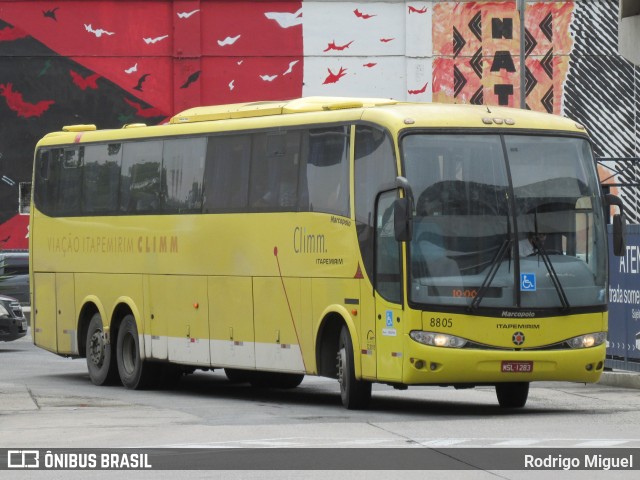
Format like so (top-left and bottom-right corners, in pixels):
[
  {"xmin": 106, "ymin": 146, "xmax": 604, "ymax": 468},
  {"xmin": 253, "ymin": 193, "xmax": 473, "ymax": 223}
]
[
  {"xmin": 337, "ymin": 326, "xmax": 371, "ymax": 409},
  {"xmin": 496, "ymin": 382, "xmax": 529, "ymax": 408},
  {"xmin": 86, "ymin": 313, "xmax": 119, "ymax": 386},
  {"xmin": 116, "ymin": 314, "xmax": 158, "ymax": 389}
]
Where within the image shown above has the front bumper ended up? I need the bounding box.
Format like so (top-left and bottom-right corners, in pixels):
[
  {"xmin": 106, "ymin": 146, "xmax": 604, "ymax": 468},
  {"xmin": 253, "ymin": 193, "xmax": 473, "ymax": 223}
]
[{"xmin": 402, "ymin": 339, "xmax": 606, "ymax": 385}]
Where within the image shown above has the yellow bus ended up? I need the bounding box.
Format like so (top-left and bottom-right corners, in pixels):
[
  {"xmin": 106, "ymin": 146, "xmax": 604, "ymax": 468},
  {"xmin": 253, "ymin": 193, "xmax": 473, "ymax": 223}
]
[{"xmin": 30, "ymin": 97, "xmax": 624, "ymax": 409}]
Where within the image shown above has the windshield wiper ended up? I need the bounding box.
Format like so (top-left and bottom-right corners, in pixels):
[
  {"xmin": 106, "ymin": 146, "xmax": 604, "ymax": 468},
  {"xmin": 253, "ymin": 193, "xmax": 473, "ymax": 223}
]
[
  {"xmin": 469, "ymin": 238, "xmax": 512, "ymax": 311},
  {"xmin": 531, "ymin": 237, "xmax": 570, "ymax": 311}
]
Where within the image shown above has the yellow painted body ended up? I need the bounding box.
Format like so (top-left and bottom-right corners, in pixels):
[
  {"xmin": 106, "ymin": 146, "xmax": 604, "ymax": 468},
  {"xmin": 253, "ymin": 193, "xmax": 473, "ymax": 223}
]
[{"xmin": 30, "ymin": 98, "xmax": 606, "ymax": 387}]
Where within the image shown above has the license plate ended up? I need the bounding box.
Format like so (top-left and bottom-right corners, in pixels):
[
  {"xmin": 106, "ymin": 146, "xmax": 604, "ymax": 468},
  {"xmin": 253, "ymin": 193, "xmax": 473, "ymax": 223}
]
[{"xmin": 501, "ymin": 361, "xmax": 533, "ymax": 373}]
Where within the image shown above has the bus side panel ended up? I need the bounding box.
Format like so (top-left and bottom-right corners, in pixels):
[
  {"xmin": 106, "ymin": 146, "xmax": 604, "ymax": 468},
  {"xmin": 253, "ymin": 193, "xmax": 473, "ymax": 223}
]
[
  {"xmin": 149, "ymin": 275, "xmax": 210, "ymax": 366},
  {"xmin": 208, "ymin": 276, "xmax": 255, "ymax": 369},
  {"xmin": 142, "ymin": 275, "xmax": 152, "ymax": 359},
  {"xmin": 55, "ymin": 273, "xmax": 77, "ymax": 355},
  {"xmin": 146, "ymin": 275, "xmax": 167, "ymax": 360},
  {"xmin": 253, "ymin": 277, "xmax": 306, "ymax": 373},
  {"xmin": 300, "ymin": 277, "xmax": 314, "ymax": 373},
  {"xmin": 32, "ymin": 272, "xmax": 57, "ymax": 353}
]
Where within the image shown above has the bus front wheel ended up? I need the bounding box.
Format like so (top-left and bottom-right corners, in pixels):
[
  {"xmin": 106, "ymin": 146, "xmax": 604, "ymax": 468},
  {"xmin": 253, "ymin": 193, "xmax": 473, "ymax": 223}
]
[
  {"xmin": 86, "ymin": 313, "xmax": 119, "ymax": 386},
  {"xmin": 496, "ymin": 382, "xmax": 529, "ymax": 408},
  {"xmin": 116, "ymin": 314, "xmax": 158, "ymax": 389},
  {"xmin": 337, "ymin": 326, "xmax": 371, "ymax": 409}
]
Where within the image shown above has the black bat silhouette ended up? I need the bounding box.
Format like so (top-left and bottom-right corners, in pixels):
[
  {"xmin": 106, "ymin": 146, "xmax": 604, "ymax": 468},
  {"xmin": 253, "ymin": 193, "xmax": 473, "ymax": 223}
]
[
  {"xmin": 133, "ymin": 73, "xmax": 150, "ymax": 92},
  {"xmin": 43, "ymin": 7, "xmax": 59, "ymax": 21},
  {"xmin": 180, "ymin": 71, "xmax": 201, "ymax": 89}
]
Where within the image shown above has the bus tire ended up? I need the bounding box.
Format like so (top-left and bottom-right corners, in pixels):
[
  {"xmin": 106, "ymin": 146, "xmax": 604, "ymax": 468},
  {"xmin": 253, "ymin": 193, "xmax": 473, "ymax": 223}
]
[
  {"xmin": 116, "ymin": 314, "xmax": 158, "ymax": 389},
  {"xmin": 496, "ymin": 382, "xmax": 529, "ymax": 408},
  {"xmin": 337, "ymin": 325, "xmax": 371, "ymax": 409},
  {"xmin": 86, "ymin": 312, "xmax": 119, "ymax": 386}
]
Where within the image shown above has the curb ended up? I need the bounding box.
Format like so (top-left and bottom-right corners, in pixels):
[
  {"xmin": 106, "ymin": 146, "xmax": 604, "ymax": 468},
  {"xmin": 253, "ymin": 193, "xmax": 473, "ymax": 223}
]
[{"xmin": 598, "ymin": 371, "xmax": 640, "ymax": 389}]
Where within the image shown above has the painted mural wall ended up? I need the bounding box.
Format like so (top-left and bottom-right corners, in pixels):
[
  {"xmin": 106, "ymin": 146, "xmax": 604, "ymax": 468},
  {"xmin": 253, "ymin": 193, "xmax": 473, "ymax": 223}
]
[{"xmin": 0, "ymin": 0, "xmax": 638, "ymax": 249}]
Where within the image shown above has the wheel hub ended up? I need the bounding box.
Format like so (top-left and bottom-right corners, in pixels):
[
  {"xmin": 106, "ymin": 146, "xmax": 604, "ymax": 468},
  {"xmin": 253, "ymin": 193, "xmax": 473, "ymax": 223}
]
[{"xmin": 88, "ymin": 331, "xmax": 104, "ymax": 367}]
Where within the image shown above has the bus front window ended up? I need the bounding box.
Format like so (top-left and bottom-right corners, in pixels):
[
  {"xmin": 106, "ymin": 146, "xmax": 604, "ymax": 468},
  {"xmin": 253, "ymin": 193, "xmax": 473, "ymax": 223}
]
[
  {"xmin": 402, "ymin": 134, "xmax": 607, "ymax": 312},
  {"xmin": 507, "ymin": 136, "xmax": 607, "ymax": 310}
]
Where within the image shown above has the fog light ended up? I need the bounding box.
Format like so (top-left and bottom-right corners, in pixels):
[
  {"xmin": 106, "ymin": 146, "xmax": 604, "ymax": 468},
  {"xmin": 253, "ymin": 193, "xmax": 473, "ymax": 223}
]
[
  {"xmin": 586, "ymin": 363, "xmax": 593, "ymax": 371},
  {"xmin": 414, "ymin": 360, "xmax": 425, "ymax": 369}
]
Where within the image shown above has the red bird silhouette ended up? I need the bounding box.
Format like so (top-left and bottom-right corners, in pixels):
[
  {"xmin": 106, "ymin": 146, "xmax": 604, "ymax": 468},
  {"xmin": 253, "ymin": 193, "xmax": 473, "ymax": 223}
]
[
  {"xmin": 323, "ymin": 67, "xmax": 347, "ymax": 85},
  {"xmin": 0, "ymin": 83, "xmax": 54, "ymax": 118},
  {"xmin": 363, "ymin": 63, "xmax": 377, "ymax": 68},
  {"xmin": 408, "ymin": 6, "xmax": 428, "ymax": 14},
  {"xmin": 408, "ymin": 83, "xmax": 429, "ymax": 95},
  {"xmin": 323, "ymin": 40, "xmax": 354, "ymax": 52},
  {"xmin": 354, "ymin": 9, "xmax": 376, "ymax": 19},
  {"xmin": 123, "ymin": 97, "xmax": 166, "ymax": 118},
  {"xmin": 70, "ymin": 70, "xmax": 100, "ymax": 90},
  {"xmin": 380, "ymin": 38, "xmax": 395, "ymax": 43}
]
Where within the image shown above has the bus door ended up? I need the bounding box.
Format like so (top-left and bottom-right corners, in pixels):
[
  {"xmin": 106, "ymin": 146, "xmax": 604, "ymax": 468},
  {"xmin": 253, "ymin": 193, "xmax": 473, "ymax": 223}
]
[{"xmin": 374, "ymin": 190, "xmax": 404, "ymax": 382}]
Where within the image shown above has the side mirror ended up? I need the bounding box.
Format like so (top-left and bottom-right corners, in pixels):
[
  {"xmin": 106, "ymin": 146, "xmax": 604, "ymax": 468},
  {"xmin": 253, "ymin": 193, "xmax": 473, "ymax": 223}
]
[
  {"xmin": 394, "ymin": 197, "xmax": 413, "ymax": 242},
  {"xmin": 605, "ymin": 194, "xmax": 625, "ymax": 256},
  {"xmin": 393, "ymin": 176, "xmax": 414, "ymax": 242}
]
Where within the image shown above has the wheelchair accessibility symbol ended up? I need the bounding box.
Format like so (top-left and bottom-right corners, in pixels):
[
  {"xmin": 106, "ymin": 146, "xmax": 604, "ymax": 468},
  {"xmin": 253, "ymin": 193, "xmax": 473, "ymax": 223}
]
[
  {"xmin": 386, "ymin": 310, "xmax": 394, "ymax": 327},
  {"xmin": 521, "ymin": 273, "xmax": 536, "ymax": 291}
]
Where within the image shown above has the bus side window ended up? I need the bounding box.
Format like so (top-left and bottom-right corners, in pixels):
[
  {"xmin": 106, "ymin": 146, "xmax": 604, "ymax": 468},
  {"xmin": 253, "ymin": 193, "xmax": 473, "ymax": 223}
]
[
  {"xmin": 120, "ymin": 141, "xmax": 163, "ymax": 214},
  {"xmin": 34, "ymin": 149, "xmax": 55, "ymax": 215},
  {"xmin": 55, "ymin": 148, "xmax": 83, "ymax": 216},
  {"xmin": 249, "ymin": 131, "xmax": 301, "ymax": 211},
  {"xmin": 83, "ymin": 143, "xmax": 121, "ymax": 214},
  {"xmin": 354, "ymin": 125, "xmax": 397, "ymax": 282},
  {"xmin": 303, "ymin": 126, "xmax": 350, "ymax": 217},
  {"xmin": 162, "ymin": 137, "xmax": 205, "ymax": 213},
  {"xmin": 203, "ymin": 134, "xmax": 251, "ymax": 213},
  {"xmin": 376, "ymin": 190, "xmax": 402, "ymax": 303}
]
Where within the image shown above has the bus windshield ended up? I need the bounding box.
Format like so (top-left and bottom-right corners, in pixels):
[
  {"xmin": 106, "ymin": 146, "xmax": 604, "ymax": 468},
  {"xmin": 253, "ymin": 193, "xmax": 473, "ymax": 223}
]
[{"xmin": 402, "ymin": 133, "xmax": 606, "ymax": 312}]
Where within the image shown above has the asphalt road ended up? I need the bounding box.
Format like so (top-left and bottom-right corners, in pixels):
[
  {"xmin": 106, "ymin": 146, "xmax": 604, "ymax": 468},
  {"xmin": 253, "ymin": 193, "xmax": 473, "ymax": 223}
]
[{"xmin": 2, "ymin": 331, "xmax": 639, "ymax": 479}]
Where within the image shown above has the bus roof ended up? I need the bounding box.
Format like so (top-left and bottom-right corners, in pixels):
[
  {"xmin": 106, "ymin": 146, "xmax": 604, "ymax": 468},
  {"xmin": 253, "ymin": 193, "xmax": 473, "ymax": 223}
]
[
  {"xmin": 169, "ymin": 97, "xmax": 399, "ymax": 123},
  {"xmin": 39, "ymin": 97, "xmax": 586, "ymax": 147}
]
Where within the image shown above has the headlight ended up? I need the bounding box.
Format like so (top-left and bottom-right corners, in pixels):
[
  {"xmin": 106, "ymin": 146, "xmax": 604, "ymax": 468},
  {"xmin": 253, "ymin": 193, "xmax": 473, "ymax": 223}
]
[
  {"xmin": 567, "ymin": 332, "xmax": 606, "ymax": 349},
  {"xmin": 0, "ymin": 303, "xmax": 9, "ymax": 317},
  {"xmin": 410, "ymin": 331, "xmax": 467, "ymax": 348}
]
